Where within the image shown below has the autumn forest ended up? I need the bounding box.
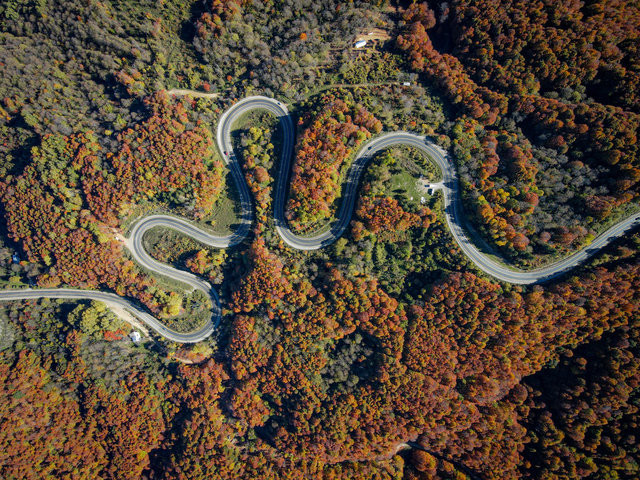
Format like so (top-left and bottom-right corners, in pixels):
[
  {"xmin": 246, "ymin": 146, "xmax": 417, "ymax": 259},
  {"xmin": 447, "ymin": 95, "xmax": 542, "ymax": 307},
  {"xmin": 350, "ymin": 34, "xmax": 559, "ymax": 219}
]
[{"xmin": 0, "ymin": 0, "xmax": 639, "ymax": 479}]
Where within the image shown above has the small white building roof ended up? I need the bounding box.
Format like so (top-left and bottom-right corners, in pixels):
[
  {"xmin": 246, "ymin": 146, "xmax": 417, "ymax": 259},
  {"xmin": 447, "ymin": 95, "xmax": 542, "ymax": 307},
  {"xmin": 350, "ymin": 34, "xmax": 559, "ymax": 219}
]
[
  {"xmin": 354, "ymin": 40, "xmax": 367, "ymax": 48},
  {"xmin": 129, "ymin": 331, "xmax": 142, "ymax": 343}
]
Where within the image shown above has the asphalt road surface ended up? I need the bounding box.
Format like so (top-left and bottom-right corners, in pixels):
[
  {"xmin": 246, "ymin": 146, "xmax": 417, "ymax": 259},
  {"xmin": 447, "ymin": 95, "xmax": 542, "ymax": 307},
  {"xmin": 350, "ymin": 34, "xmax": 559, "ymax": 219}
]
[{"xmin": 2, "ymin": 93, "xmax": 638, "ymax": 342}]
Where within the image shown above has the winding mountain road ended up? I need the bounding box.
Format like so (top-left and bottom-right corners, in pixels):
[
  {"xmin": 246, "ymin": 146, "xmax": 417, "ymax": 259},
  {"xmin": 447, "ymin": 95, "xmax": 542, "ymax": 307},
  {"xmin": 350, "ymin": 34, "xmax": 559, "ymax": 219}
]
[{"xmin": 1, "ymin": 94, "xmax": 639, "ymax": 343}]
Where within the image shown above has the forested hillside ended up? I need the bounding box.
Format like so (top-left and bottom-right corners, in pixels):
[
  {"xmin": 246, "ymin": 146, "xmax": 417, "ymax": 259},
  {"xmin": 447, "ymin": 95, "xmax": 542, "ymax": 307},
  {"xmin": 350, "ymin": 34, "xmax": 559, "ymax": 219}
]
[
  {"xmin": 1, "ymin": 1, "xmax": 639, "ymax": 479},
  {"xmin": 397, "ymin": 1, "xmax": 640, "ymax": 264}
]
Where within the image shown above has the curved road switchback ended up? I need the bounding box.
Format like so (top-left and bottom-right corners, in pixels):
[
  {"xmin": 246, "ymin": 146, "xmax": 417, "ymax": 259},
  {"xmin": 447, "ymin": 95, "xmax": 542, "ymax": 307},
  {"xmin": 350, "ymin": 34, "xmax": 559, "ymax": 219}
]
[
  {"xmin": 1, "ymin": 93, "xmax": 639, "ymax": 343},
  {"xmin": 0, "ymin": 288, "xmax": 215, "ymax": 343}
]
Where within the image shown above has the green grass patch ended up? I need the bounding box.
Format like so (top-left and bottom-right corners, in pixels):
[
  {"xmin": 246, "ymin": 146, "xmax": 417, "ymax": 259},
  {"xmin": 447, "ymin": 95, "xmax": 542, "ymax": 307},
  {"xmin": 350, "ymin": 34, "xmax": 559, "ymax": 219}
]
[
  {"xmin": 232, "ymin": 108, "xmax": 278, "ymax": 132},
  {"xmin": 387, "ymin": 170, "xmax": 424, "ymax": 204},
  {"xmin": 119, "ymin": 169, "xmax": 242, "ymax": 237},
  {"xmin": 203, "ymin": 171, "xmax": 242, "ymax": 235}
]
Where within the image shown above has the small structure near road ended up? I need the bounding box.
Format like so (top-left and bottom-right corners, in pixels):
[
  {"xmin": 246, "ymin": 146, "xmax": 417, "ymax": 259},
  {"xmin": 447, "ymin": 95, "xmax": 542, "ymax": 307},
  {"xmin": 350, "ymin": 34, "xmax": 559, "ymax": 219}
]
[
  {"xmin": 417, "ymin": 177, "xmax": 442, "ymax": 197},
  {"xmin": 353, "ymin": 29, "xmax": 391, "ymax": 52},
  {"xmin": 129, "ymin": 331, "xmax": 142, "ymax": 343}
]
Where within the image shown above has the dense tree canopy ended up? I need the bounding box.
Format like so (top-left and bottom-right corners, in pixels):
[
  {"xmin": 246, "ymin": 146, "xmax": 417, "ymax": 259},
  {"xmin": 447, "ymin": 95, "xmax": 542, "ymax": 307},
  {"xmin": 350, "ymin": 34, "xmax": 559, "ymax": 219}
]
[
  {"xmin": 1, "ymin": 0, "xmax": 639, "ymax": 479},
  {"xmin": 286, "ymin": 96, "xmax": 382, "ymax": 232},
  {"xmin": 397, "ymin": 1, "xmax": 640, "ymax": 264}
]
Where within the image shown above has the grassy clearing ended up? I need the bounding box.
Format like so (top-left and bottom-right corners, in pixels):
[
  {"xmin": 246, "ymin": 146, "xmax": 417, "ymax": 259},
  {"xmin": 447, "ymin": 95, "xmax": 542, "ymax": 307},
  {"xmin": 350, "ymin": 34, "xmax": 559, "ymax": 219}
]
[
  {"xmin": 203, "ymin": 172, "xmax": 242, "ymax": 235},
  {"xmin": 384, "ymin": 144, "xmax": 442, "ymax": 209},
  {"xmin": 119, "ymin": 171, "xmax": 242, "ymax": 237},
  {"xmin": 391, "ymin": 145, "xmax": 441, "ymax": 181},
  {"xmin": 207, "ymin": 192, "xmax": 238, "ymax": 235},
  {"xmin": 387, "ymin": 170, "xmax": 424, "ymax": 204}
]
